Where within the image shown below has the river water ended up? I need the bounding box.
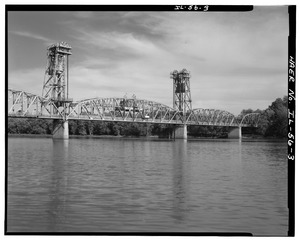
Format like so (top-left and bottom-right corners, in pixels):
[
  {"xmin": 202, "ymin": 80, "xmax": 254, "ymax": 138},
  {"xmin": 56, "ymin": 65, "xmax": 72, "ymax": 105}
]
[{"xmin": 7, "ymin": 136, "xmax": 288, "ymax": 235}]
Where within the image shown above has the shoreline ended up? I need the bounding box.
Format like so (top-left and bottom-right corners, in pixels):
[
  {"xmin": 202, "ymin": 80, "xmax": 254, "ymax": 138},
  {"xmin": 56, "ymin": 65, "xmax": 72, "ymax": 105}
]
[{"xmin": 7, "ymin": 133, "xmax": 286, "ymax": 142}]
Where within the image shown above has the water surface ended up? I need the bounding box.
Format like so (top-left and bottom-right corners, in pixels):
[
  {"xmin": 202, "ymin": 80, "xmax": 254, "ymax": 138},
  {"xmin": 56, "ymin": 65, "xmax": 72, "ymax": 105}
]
[{"xmin": 7, "ymin": 137, "xmax": 288, "ymax": 235}]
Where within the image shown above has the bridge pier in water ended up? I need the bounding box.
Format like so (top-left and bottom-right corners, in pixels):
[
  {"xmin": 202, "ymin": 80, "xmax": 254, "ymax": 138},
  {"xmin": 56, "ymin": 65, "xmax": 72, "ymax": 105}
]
[
  {"xmin": 174, "ymin": 124, "xmax": 188, "ymax": 139},
  {"xmin": 53, "ymin": 120, "xmax": 69, "ymax": 139},
  {"xmin": 228, "ymin": 126, "xmax": 242, "ymax": 139}
]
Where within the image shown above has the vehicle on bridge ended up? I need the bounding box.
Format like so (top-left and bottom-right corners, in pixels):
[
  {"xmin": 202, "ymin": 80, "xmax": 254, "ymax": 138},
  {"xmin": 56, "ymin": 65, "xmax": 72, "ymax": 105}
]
[{"xmin": 115, "ymin": 98, "xmax": 141, "ymax": 112}]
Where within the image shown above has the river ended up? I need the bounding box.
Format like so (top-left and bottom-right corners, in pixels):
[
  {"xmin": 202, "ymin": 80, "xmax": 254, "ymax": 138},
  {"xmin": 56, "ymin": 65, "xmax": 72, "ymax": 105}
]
[{"xmin": 7, "ymin": 136, "xmax": 288, "ymax": 235}]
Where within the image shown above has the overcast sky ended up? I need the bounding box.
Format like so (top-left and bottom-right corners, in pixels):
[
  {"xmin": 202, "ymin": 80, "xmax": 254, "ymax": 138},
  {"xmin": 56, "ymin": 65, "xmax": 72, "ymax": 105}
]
[{"xmin": 7, "ymin": 6, "xmax": 289, "ymax": 115}]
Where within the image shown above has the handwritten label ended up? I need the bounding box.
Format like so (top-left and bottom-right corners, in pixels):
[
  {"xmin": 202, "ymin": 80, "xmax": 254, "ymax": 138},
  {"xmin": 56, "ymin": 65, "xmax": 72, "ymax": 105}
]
[
  {"xmin": 289, "ymin": 56, "xmax": 295, "ymax": 82},
  {"xmin": 175, "ymin": 5, "xmax": 209, "ymax": 11},
  {"xmin": 288, "ymin": 89, "xmax": 295, "ymax": 101},
  {"xmin": 288, "ymin": 55, "xmax": 295, "ymax": 161}
]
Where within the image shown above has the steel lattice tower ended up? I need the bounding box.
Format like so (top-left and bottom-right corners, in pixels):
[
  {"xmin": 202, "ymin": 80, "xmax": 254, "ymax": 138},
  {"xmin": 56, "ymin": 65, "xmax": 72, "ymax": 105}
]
[
  {"xmin": 42, "ymin": 42, "xmax": 72, "ymax": 108},
  {"xmin": 170, "ymin": 69, "xmax": 192, "ymax": 122}
]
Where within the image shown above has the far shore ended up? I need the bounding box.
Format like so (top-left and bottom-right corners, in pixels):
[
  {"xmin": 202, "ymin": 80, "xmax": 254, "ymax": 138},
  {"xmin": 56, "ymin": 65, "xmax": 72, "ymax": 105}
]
[{"xmin": 7, "ymin": 133, "xmax": 286, "ymax": 142}]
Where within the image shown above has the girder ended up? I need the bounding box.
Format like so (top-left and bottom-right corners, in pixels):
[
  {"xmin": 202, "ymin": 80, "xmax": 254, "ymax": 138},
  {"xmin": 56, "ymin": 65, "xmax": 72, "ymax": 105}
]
[
  {"xmin": 188, "ymin": 108, "xmax": 239, "ymax": 126},
  {"xmin": 239, "ymin": 113, "xmax": 261, "ymax": 127},
  {"xmin": 7, "ymin": 43, "xmax": 261, "ymax": 140},
  {"xmin": 7, "ymin": 89, "xmax": 259, "ymax": 127},
  {"xmin": 67, "ymin": 97, "xmax": 181, "ymax": 123},
  {"xmin": 8, "ymin": 88, "xmax": 69, "ymax": 119}
]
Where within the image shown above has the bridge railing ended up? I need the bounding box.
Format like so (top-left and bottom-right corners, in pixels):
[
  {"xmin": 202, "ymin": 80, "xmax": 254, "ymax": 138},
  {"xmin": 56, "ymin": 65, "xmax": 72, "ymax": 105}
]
[
  {"xmin": 239, "ymin": 113, "xmax": 261, "ymax": 127},
  {"xmin": 7, "ymin": 89, "xmax": 260, "ymax": 127},
  {"xmin": 66, "ymin": 97, "xmax": 182, "ymax": 123},
  {"xmin": 187, "ymin": 108, "xmax": 240, "ymax": 126},
  {"xmin": 8, "ymin": 89, "xmax": 71, "ymax": 119}
]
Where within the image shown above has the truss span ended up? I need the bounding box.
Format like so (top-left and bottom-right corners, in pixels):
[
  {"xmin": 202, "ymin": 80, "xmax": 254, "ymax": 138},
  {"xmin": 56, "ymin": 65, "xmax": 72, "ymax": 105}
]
[
  {"xmin": 239, "ymin": 113, "xmax": 261, "ymax": 127},
  {"xmin": 7, "ymin": 89, "xmax": 259, "ymax": 127},
  {"xmin": 188, "ymin": 108, "xmax": 239, "ymax": 126},
  {"xmin": 67, "ymin": 97, "xmax": 181, "ymax": 123},
  {"xmin": 8, "ymin": 89, "xmax": 48, "ymax": 118}
]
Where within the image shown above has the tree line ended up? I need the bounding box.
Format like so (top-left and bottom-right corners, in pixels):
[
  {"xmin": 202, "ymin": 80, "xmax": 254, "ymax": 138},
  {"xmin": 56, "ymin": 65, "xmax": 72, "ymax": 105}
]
[{"xmin": 7, "ymin": 96, "xmax": 288, "ymax": 138}]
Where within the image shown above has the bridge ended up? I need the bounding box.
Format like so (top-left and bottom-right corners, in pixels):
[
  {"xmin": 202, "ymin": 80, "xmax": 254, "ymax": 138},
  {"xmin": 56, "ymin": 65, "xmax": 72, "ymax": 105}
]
[{"xmin": 7, "ymin": 42, "xmax": 260, "ymax": 139}]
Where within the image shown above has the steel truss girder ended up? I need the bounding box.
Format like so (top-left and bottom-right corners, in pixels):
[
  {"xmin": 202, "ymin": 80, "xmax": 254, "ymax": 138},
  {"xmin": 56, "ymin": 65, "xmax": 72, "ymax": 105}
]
[
  {"xmin": 8, "ymin": 89, "xmax": 66, "ymax": 119},
  {"xmin": 189, "ymin": 108, "xmax": 237, "ymax": 126},
  {"xmin": 239, "ymin": 113, "xmax": 261, "ymax": 127},
  {"xmin": 8, "ymin": 89, "xmax": 259, "ymax": 127},
  {"xmin": 67, "ymin": 97, "xmax": 181, "ymax": 123}
]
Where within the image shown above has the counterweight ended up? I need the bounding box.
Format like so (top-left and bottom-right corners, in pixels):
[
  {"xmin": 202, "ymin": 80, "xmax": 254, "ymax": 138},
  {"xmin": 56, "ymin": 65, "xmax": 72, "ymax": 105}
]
[
  {"xmin": 170, "ymin": 69, "xmax": 193, "ymax": 123},
  {"xmin": 42, "ymin": 42, "xmax": 72, "ymax": 112}
]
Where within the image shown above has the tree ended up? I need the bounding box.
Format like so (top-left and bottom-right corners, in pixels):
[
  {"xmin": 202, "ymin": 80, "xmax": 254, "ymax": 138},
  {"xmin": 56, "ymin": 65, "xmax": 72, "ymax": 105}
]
[
  {"xmin": 108, "ymin": 122, "xmax": 121, "ymax": 136},
  {"xmin": 239, "ymin": 97, "xmax": 288, "ymax": 138},
  {"xmin": 7, "ymin": 96, "xmax": 288, "ymax": 139},
  {"xmin": 68, "ymin": 120, "xmax": 77, "ymax": 135},
  {"xmin": 85, "ymin": 121, "xmax": 94, "ymax": 135},
  {"xmin": 93, "ymin": 121, "xmax": 109, "ymax": 135},
  {"xmin": 76, "ymin": 120, "xmax": 87, "ymax": 135},
  {"xmin": 240, "ymin": 108, "xmax": 254, "ymax": 115},
  {"xmin": 253, "ymin": 109, "xmax": 269, "ymax": 136},
  {"xmin": 123, "ymin": 123, "xmax": 141, "ymax": 136},
  {"xmin": 8, "ymin": 118, "xmax": 20, "ymax": 134},
  {"xmin": 264, "ymin": 97, "xmax": 287, "ymax": 137}
]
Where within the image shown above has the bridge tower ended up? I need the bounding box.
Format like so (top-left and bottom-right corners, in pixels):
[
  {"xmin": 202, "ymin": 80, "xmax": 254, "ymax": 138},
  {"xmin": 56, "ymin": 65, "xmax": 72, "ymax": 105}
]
[
  {"xmin": 42, "ymin": 42, "xmax": 72, "ymax": 139},
  {"xmin": 170, "ymin": 69, "xmax": 193, "ymax": 139}
]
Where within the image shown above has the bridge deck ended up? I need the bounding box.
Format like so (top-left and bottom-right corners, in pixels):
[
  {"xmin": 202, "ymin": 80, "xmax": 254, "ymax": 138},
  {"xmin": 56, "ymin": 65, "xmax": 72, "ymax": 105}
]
[{"xmin": 7, "ymin": 89, "xmax": 260, "ymax": 128}]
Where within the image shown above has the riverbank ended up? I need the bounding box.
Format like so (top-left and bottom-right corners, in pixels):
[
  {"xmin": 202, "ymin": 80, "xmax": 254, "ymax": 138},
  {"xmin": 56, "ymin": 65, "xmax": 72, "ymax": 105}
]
[
  {"xmin": 7, "ymin": 133, "xmax": 160, "ymax": 139},
  {"xmin": 7, "ymin": 133, "xmax": 286, "ymax": 142},
  {"xmin": 7, "ymin": 135, "xmax": 288, "ymax": 235}
]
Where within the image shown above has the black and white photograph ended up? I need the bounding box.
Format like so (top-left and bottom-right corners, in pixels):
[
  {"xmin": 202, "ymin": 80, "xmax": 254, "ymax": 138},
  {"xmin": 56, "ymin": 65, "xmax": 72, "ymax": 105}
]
[{"xmin": 5, "ymin": 3, "xmax": 295, "ymax": 236}]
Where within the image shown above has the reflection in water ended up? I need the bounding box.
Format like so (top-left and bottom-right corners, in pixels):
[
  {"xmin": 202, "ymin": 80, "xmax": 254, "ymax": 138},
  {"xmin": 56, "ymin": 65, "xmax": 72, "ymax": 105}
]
[
  {"xmin": 7, "ymin": 137, "xmax": 288, "ymax": 235},
  {"xmin": 172, "ymin": 140, "xmax": 189, "ymax": 222},
  {"xmin": 47, "ymin": 140, "xmax": 69, "ymax": 231}
]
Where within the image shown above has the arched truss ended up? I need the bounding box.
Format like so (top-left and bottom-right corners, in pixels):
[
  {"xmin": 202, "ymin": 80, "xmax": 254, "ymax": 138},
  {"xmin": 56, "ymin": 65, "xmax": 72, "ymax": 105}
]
[
  {"xmin": 67, "ymin": 97, "xmax": 181, "ymax": 123},
  {"xmin": 7, "ymin": 89, "xmax": 259, "ymax": 127},
  {"xmin": 187, "ymin": 108, "xmax": 239, "ymax": 126},
  {"xmin": 8, "ymin": 89, "xmax": 45, "ymax": 117},
  {"xmin": 238, "ymin": 113, "xmax": 261, "ymax": 127},
  {"xmin": 8, "ymin": 88, "xmax": 70, "ymax": 119},
  {"xmin": 7, "ymin": 90, "xmax": 182, "ymax": 123}
]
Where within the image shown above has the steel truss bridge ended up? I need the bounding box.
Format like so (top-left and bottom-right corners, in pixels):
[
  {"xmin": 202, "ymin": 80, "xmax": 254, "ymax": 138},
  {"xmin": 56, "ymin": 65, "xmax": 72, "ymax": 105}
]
[
  {"xmin": 8, "ymin": 88, "xmax": 260, "ymax": 128},
  {"xmin": 7, "ymin": 42, "xmax": 260, "ymax": 140}
]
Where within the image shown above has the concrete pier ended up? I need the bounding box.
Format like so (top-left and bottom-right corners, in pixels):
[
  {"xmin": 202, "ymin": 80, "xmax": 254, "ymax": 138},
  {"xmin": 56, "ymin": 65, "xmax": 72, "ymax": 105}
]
[
  {"xmin": 174, "ymin": 124, "xmax": 187, "ymax": 139},
  {"xmin": 228, "ymin": 126, "xmax": 242, "ymax": 139},
  {"xmin": 53, "ymin": 119, "xmax": 69, "ymax": 139}
]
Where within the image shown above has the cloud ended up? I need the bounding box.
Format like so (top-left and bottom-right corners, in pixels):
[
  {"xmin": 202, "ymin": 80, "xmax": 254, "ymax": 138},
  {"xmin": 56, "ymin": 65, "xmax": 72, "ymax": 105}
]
[
  {"xmin": 68, "ymin": 63, "xmax": 174, "ymax": 105},
  {"xmin": 8, "ymin": 68, "xmax": 45, "ymax": 95},
  {"xmin": 9, "ymin": 30, "xmax": 53, "ymax": 44},
  {"xmin": 73, "ymin": 29, "xmax": 164, "ymax": 59},
  {"xmin": 72, "ymin": 12, "xmax": 94, "ymax": 19},
  {"xmin": 191, "ymin": 73, "xmax": 287, "ymax": 115},
  {"xmin": 65, "ymin": 9, "xmax": 287, "ymax": 114},
  {"xmin": 7, "ymin": 7, "xmax": 289, "ymax": 115}
]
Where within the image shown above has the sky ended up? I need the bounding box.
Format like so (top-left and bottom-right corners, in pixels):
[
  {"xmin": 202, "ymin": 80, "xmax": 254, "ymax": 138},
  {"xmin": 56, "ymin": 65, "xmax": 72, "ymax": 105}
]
[{"xmin": 7, "ymin": 6, "xmax": 289, "ymax": 115}]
